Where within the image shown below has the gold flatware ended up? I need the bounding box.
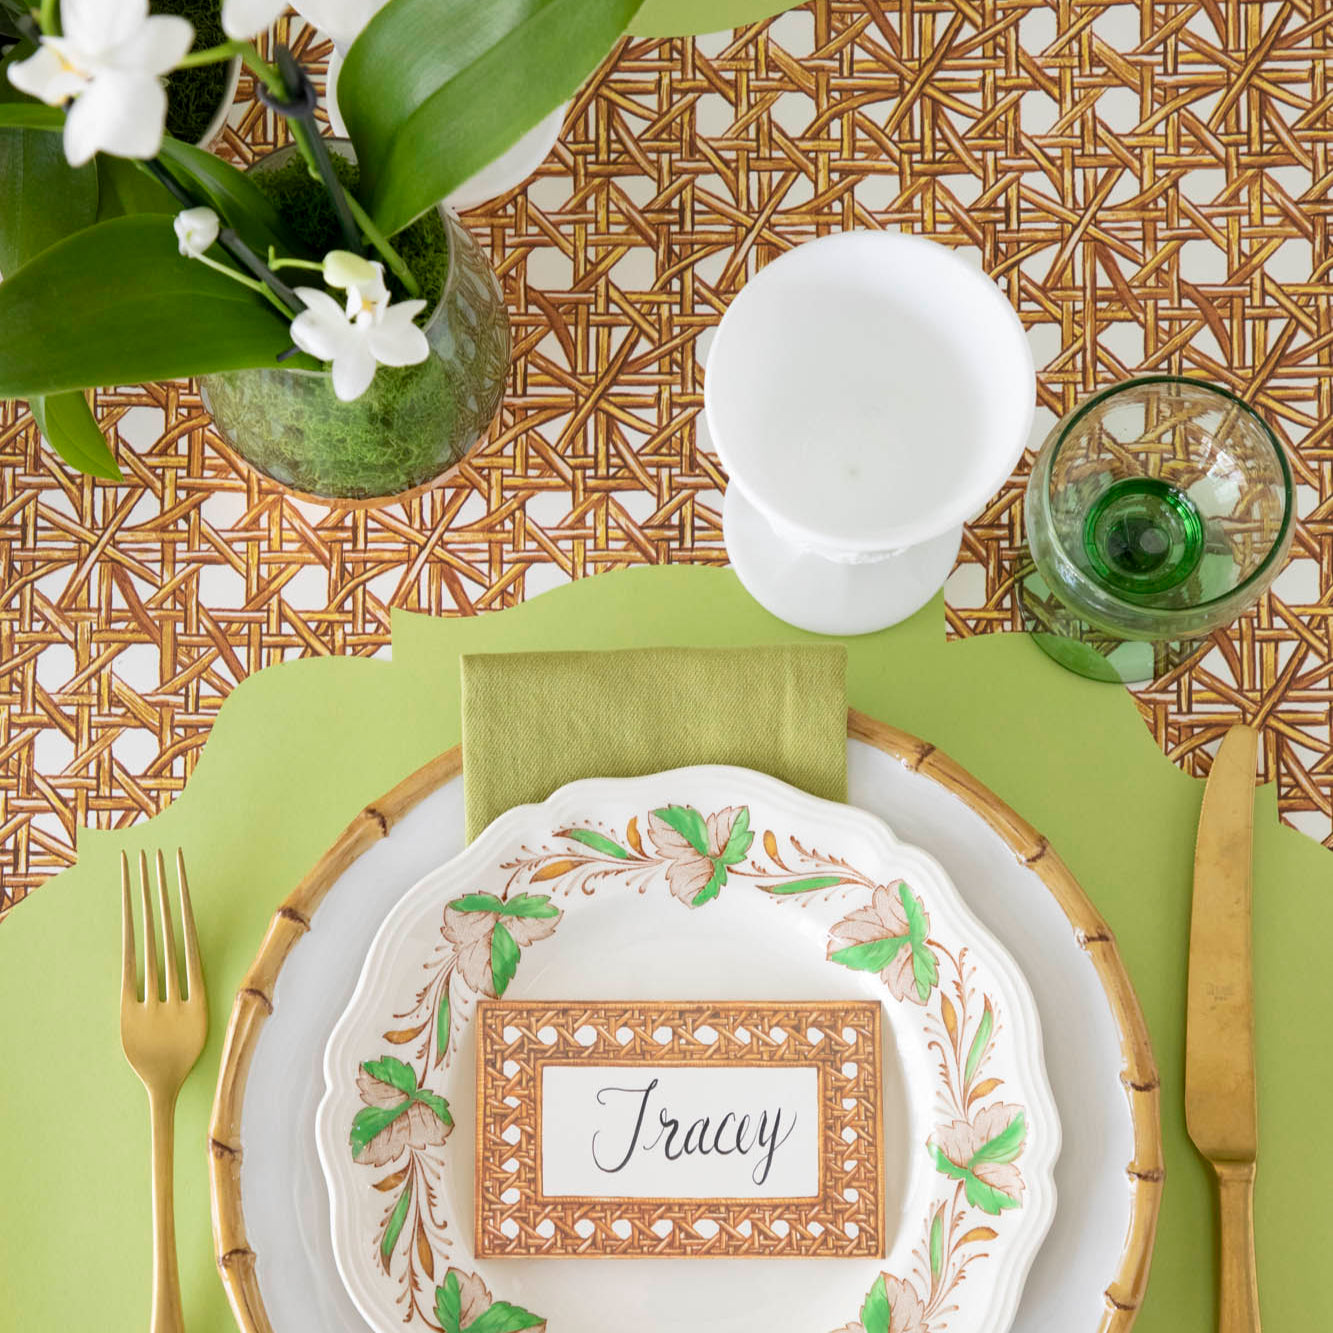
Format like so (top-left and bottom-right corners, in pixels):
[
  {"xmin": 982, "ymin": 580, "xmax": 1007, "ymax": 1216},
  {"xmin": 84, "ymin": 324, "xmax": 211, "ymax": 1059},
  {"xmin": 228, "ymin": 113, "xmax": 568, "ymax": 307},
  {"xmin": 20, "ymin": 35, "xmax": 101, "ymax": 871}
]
[
  {"xmin": 1186, "ymin": 724, "xmax": 1261, "ymax": 1332},
  {"xmin": 120, "ymin": 850, "xmax": 208, "ymax": 1333}
]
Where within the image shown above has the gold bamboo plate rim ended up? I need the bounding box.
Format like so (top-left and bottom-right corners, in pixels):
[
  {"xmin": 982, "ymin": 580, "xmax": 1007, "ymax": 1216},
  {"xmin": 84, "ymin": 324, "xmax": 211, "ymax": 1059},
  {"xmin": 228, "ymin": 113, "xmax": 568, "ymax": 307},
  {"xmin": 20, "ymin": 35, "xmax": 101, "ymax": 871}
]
[{"xmin": 208, "ymin": 711, "xmax": 1163, "ymax": 1333}]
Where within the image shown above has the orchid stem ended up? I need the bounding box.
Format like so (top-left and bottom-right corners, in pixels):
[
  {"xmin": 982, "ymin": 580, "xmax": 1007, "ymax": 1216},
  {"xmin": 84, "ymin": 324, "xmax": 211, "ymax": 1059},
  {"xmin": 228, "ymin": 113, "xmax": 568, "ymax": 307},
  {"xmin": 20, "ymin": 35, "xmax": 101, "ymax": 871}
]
[
  {"xmin": 37, "ymin": 0, "xmax": 57, "ymax": 37},
  {"xmin": 344, "ymin": 192, "xmax": 421, "ymax": 298},
  {"xmin": 266, "ymin": 250, "xmax": 324, "ymax": 273},
  {"xmin": 194, "ymin": 252, "xmax": 292, "ymax": 317},
  {"xmin": 176, "ymin": 40, "xmax": 248, "ymax": 70}
]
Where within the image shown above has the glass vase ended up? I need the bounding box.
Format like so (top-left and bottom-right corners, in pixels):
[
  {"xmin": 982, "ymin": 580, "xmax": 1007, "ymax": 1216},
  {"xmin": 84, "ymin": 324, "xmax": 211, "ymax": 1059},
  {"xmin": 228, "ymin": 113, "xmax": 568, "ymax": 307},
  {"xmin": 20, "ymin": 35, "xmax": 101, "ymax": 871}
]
[{"xmin": 200, "ymin": 143, "xmax": 510, "ymax": 502}]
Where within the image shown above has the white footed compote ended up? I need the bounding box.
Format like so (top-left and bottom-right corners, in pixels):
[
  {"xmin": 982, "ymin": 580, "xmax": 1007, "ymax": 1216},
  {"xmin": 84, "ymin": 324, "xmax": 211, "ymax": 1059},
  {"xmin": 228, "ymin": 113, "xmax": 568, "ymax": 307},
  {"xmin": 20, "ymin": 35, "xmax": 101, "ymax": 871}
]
[{"xmin": 705, "ymin": 231, "xmax": 1035, "ymax": 635}]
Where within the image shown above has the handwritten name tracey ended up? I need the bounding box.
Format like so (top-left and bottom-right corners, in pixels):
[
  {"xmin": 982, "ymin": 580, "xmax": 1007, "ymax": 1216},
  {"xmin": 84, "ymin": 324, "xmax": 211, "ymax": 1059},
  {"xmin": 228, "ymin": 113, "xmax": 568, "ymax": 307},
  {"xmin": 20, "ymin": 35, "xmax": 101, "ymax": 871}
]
[
  {"xmin": 540, "ymin": 1064, "xmax": 820, "ymax": 1199},
  {"xmin": 592, "ymin": 1078, "xmax": 797, "ymax": 1186}
]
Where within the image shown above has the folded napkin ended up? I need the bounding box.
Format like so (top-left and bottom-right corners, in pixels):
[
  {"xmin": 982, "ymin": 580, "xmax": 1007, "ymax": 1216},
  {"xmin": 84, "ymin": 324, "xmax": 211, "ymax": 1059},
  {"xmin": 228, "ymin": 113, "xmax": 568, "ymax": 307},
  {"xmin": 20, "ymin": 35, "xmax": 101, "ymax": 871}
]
[{"xmin": 461, "ymin": 644, "xmax": 848, "ymax": 840}]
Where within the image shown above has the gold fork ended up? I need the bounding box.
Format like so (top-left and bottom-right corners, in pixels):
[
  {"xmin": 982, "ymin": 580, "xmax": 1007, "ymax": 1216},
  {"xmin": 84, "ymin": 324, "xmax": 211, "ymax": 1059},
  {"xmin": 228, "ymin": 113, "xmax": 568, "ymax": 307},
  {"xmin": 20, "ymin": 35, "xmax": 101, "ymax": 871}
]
[{"xmin": 120, "ymin": 850, "xmax": 208, "ymax": 1333}]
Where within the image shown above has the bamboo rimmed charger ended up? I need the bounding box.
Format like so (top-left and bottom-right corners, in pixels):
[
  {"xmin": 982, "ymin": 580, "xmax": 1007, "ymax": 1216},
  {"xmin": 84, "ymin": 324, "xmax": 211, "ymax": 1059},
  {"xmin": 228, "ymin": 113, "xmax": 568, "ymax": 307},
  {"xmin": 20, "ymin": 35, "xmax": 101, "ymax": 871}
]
[{"xmin": 207, "ymin": 713, "xmax": 1162, "ymax": 1333}]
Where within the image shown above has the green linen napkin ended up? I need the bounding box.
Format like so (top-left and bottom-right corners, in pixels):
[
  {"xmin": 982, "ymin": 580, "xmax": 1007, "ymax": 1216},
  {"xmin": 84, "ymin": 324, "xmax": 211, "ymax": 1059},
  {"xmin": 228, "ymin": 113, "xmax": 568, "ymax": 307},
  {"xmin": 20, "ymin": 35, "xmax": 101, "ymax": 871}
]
[{"xmin": 461, "ymin": 644, "xmax": 848, "ymax": 840}]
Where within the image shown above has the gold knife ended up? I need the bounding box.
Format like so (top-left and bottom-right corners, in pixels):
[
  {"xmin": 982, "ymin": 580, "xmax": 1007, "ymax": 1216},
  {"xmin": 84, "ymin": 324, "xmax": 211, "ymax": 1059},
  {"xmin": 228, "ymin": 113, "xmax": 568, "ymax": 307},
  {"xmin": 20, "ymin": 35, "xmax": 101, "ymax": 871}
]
[{"xmin": 1186, "ymin": 723, "xmax": 1261, "ymax": 1332}]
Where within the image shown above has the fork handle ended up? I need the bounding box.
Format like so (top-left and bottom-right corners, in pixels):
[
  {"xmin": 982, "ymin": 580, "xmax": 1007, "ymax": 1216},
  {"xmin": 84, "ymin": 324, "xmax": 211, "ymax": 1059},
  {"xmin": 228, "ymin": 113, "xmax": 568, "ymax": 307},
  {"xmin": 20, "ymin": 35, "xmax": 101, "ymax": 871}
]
[
  {"xmin": 1217, "ymin": 1161, "xmax": 1261, "ymax": 1332},
  {"xmin": 148, "ymin": 1089, "xmax": 185, "ymax": 1333}
]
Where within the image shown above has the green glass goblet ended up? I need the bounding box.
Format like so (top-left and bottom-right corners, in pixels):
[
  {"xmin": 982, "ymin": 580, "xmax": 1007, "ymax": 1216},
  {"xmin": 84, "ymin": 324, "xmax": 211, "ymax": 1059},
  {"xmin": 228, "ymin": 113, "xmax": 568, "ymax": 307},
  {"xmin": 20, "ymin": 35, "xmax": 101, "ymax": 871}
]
[{"xmin": 1022, "ymin": 376, "xmax": 1294, "ymax": 683}]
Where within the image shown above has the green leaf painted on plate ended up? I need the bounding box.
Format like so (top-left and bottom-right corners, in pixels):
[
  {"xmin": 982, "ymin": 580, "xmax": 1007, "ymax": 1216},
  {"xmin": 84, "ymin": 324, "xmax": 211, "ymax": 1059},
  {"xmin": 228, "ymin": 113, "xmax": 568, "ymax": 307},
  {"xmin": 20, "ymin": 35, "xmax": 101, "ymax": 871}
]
[
  {"xmin": 964, "ymin": 1001, "xmax": 993, "ymax": 1085},
  {"xmin": 497, "ymin": 893, "xmax": 560, "ymax": 918},
  {"xmin": 434, "ymin": 986, "xmax": 452, "ymax": 1067},
  {"xmin": 718, "ymin": 806, "xmax": 752, "ymax": 865},
  {"xmin": 436, "ymin": 1271, "xmax": 462, "ymax": 1333},
  {"xmin": 929, "ymin": 1207, "xmax": 944, "ymax": 1279},
  {"xmin": 351, "ymin": 1102, "xmax": 413, "ymax": 1159},
  {"xmin": 451, "ymin": 892, "xmax": 507, "ymax": 913},
  {"xmin": 562, "ymin": 827, "xmax": 631, "ymax": 859},
  {"xmin": 764, "ymin": 875, "xmax": 846, "ymax": 895},
  {"xmin": 491, "ymin": 922, "xmax": 520, "ymax": 996},
  {"xmin": 858, "ymin": 1274, "xmax": 891, "ymax": 1333},
  {"xmin": 652, "ymin": 804, "xmax": 709, "ymax": 854},
  {"xmin": 381, "ymin": 1174, "xmax": 413, "ymax": 1260},
  {"xmin": 969, "ymin": 1111, "xmax": 1026, "ymax": 1167},
  {"xmin": 932, "ymin": 1144, "xmax": 1023, "ymax": 1215},
  {"xmin": 462, "ymin": 1301, "xmax": 546, "ymax": 1333},
  {"xmin": 830, "ymin": 934, "xmax": 910, "ymax": 972},
  {"xmin": 363, "ymin": 1055, "xmax": 418, "ymax": 1095},
  {"xmin": 415, "ymin": 1087, "xmax": 454, "ymax": 1128},
  {"xmin": 691, "ymin": 862, "xmax": 727, "ymax": 907},
  {"xmin": 912, "ymin": 938, "xmax": 939, "ymax": 1002}
]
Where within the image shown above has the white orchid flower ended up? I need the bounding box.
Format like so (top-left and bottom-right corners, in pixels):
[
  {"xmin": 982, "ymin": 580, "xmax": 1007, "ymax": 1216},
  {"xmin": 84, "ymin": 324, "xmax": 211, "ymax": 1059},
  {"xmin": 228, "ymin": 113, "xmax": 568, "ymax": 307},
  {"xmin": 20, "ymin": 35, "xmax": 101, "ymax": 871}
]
[
  {"xmin": 290, "ymin": 259, "xmax": 428, "ymax": 402},
  {"xmin": 223, "ymin": 0, "xmax": 386, "ymax": 48},
  {"xmin": 7, "ymin": 0, "xmax": 194, "ymax": 167},
  {"xmin": 174, "ymin": 206, "xmax": 220, "ymax": 258}
]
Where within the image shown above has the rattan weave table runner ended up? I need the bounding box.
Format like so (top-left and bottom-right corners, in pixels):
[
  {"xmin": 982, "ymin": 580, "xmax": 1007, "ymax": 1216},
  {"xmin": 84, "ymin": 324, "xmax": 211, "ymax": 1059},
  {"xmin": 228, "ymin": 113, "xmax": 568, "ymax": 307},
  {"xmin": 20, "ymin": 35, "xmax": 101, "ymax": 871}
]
[{"xmin": 2, "ymin": 1, "xmax": 1331, "ymax": 906}]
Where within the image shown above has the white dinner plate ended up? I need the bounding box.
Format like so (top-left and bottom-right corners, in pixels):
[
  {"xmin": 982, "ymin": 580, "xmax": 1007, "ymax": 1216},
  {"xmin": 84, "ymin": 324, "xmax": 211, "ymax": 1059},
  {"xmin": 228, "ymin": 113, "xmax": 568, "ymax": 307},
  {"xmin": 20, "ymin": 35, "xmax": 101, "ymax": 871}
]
[
  {"xmin": 315, "ymin": 767, "xmax": 1059, "ymax": 1333},
  {"xmin": 223, "ymin": 739, "xmax": 1145, "ymax": 1333}
]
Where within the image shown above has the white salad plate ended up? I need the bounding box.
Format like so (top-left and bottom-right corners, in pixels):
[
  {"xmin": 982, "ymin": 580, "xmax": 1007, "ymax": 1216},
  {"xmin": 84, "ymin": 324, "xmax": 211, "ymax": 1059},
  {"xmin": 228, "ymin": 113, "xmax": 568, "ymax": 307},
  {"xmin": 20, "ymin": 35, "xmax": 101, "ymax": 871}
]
[
  {"xmin": 211, "ymin": 730, "xmax": 1157, "ymax": 1333},
  {"xmin": 315, "ymin": 767, "xmax": 1059, "ymax": 1333}
]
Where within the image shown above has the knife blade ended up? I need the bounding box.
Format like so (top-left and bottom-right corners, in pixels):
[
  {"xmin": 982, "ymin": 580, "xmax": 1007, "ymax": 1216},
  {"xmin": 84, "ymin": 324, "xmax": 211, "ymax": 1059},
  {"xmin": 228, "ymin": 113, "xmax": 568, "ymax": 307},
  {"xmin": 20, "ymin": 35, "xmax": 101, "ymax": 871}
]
[
  {"xmin": 1186, "ymin": 722, "xmax": 1261, "ymax": 1333},
  {"xmin": 1185, "ymin": 723, "xmax": 1259, "ymax": 1161}
]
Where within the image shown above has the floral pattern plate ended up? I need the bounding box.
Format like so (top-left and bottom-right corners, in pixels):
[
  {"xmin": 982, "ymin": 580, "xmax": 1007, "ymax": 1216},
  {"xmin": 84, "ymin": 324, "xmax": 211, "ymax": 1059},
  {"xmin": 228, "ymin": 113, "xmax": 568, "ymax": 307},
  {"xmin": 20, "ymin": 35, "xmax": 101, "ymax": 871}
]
[{"xmin": 316, "ymin": 767, "xmax": 1059, "ymax": 1333}]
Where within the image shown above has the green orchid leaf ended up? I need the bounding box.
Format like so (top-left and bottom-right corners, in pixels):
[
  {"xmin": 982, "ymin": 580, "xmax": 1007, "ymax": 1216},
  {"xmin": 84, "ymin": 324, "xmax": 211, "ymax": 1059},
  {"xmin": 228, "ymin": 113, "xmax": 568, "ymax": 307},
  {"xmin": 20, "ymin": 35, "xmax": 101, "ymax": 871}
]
[
  {"xmin": 341, "ymin": 0, "xmax": 646, "ymax": 237},
  {"xmin": 96, "ymin": 157, "xmax": 176, "ymax": 220},
  {"xmin": 451, "ymin": 892, "xmax": 507, "ymax": 914},
  {"xmin": 0, "ymin": 126, "xmax": 98, "ymax": 276},
  {"xmin": 415, "ymin": 1087, "xmax": 454, "ymax": 1128},
  {"xmin": 436, "ymin": 1272, "xmax": 463, "ymax": 1333},
  {"xmin": 29, "ymin": 392, "xmax": 122, "ymax": 481},
  {"xmin": 969, "ymin": 1111, "xmax": 1026, "ymax": 1167},
  {"xmin": 830, "ymin": 935, "xmax": 910, "ymax": 973},
  {"xmin": 858, "ymin": 1274, "xmax": 891, "ymax": 1333},
  {"xmin": 0, "ymin": 216, "xmax": 301, "ymax": 399},
  {"xmin": 691, "ymin": 862, "xmax": 727, "ymax": 907},
  {"xmin": 0, "ymin": 102, "xmax": 62, "ymax": 131},
  {"xmin": 351, "ymin": 1102, "xmax": 412, "ymax": 1159},
  {"xmin": 380, "ymin": 1175, "xmax": 413, "ymax": 1259},
  {"xmin": 562, "ymin": 827, "xmax": 630, "ymax": 859},
  {"xmin": 497, "ymin": 892, "xmax": 560, "ymax": 918},
  {"xmin": 763, "ymin": 875, "xmax": 847, "ymax": 895},
  {"xmin": 462, "ymin": 1301, "xmax": 546, "ymax": 1333},
  {"xmin": 964, "ymin": 1002, "xmax": 993, "ymax": 1085},
  {"xmin": 929, "ymin": 1207, "xmax": 944, "ymax": 1278},
  {"xmin": 362, "ymin": 1055, "xmax": 419, "ymax": 1094},
  {"xmin": 491, "ymin": 922, "xmax": 520, "ymax": 996},
  {"xmin": 434, "ymin": 986, "xmax": 451, "ymax": 1067},
  {"xmin": 158, "ymin": 136, "xmax": 304, "ymax": 256},
  {"xmin": 719, "ymin": 807, "xmax": 752, "ymax": 865},
  {"xmin": 652, "ymin": 804, "xmax": 709, "ymax": 854}
]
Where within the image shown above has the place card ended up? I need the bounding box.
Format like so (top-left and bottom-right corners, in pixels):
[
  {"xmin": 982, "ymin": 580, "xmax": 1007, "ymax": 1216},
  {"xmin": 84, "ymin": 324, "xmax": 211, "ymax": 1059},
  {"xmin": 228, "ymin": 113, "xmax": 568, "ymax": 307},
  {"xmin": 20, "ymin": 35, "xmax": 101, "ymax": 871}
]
[{"xmin": 474, "ymin": 999, "xmax": 884, "ymax": 1258}]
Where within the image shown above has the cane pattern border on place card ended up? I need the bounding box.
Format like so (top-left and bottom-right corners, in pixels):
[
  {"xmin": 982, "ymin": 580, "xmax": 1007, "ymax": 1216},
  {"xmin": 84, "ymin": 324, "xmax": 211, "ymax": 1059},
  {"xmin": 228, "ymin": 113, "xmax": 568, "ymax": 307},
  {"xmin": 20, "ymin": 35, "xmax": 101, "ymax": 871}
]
[{"xmin": 473, "ymin": 999, "xmax": 885, "ymax": 1259}]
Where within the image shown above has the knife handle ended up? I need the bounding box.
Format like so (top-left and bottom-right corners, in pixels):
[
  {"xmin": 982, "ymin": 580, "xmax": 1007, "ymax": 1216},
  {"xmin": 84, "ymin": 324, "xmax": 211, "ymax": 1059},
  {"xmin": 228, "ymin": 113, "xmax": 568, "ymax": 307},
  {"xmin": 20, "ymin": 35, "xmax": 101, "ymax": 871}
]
[{"xmin": 1216, "ymin": 1161, "xmax": 1261, "ymax": 1332}]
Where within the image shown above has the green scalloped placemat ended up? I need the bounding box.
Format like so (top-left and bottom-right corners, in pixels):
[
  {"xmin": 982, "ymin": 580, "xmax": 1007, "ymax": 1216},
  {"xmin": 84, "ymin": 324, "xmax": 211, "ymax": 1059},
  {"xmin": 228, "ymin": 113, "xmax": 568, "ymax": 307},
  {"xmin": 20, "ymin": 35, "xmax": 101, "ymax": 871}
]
[{"xmin": 0, "ymin": 566, "xmax": 1326, "ymax": 1330}]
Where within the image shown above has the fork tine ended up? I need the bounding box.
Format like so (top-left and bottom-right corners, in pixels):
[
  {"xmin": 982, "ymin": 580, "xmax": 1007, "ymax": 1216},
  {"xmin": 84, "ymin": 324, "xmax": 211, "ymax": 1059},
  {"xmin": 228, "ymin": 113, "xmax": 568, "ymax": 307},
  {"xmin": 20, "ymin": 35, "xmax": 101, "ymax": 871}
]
[
  {"xmin": 139, "ymin": 850, "xmax": 159, "ymax": 1003},
  {"xmin": 155, "ymin": 849, "xmax": 180, "ymax": 1000},
  {"xmin": 177, "ymin": 849, "xmax": 203, "ymax": 1000},
  {"xmin": 120, "ymin": 852, "xmax": 136, "ymax": 1002}
]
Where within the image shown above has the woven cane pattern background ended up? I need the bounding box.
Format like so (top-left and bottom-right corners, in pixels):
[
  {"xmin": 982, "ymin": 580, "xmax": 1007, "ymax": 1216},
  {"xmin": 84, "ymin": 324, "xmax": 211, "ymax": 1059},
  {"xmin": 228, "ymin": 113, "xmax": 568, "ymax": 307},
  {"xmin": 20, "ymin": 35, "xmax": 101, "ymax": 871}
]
[
  {"xmin": 475, "ymin": 1000, "xmax": 883, "ymax": 1257},
  {"xmin": 3, "ymin": 0, "xmax": 1333, "ymax": 908}
]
